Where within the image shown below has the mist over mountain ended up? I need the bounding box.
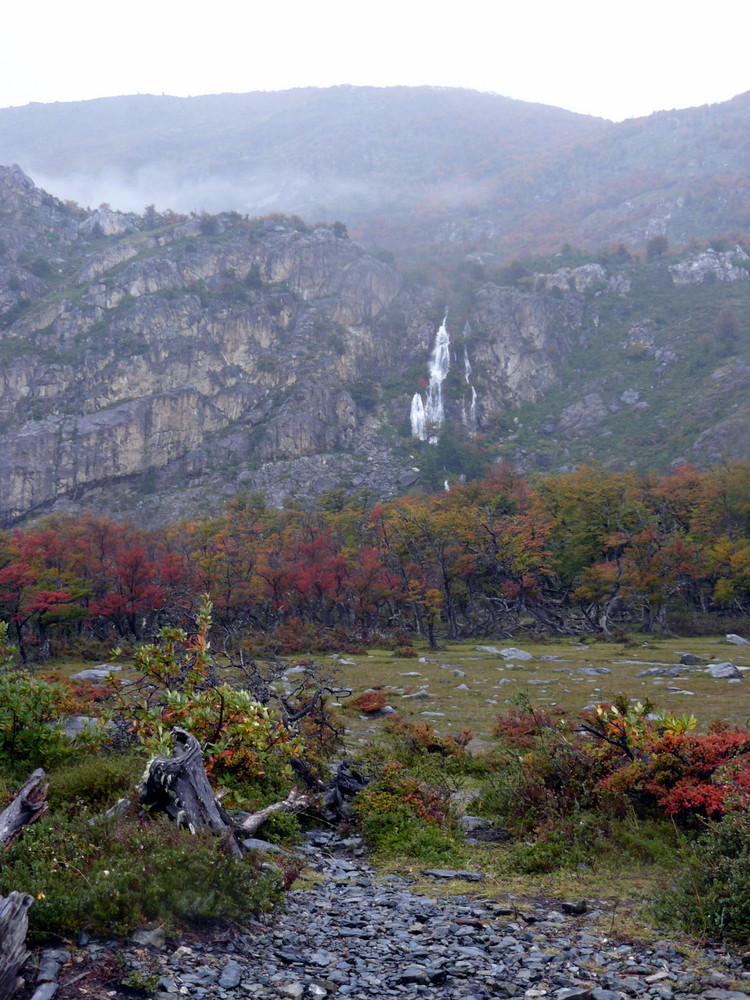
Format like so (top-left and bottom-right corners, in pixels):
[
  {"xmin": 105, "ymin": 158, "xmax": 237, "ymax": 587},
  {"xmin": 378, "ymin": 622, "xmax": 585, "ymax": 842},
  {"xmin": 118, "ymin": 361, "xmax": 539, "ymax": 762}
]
[{"xmin": 1, "ymin": 86, "xmax": 749, "ymax": 267}]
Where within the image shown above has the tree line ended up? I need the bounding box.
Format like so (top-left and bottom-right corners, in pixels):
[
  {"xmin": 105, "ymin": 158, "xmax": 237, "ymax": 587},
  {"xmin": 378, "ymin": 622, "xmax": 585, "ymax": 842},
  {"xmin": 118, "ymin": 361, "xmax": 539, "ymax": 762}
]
[{"xmin": 2, "ymin": 462, "xmax": 750, "ymax": 660}]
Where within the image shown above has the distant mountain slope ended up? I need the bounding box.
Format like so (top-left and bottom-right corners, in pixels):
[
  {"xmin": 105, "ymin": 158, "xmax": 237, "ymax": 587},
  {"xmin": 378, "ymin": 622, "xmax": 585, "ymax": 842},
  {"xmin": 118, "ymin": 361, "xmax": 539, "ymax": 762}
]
[
  {"xmin": 1, "ymin": 86, "xmax": 749, "ymax": 265},
  {"xmin": 0, "ymin": 87, "xmax": 610, "ymax": 262},
  {"xmin": 2, "ymin": 165, "xmax": 750, "ymax": 526}
]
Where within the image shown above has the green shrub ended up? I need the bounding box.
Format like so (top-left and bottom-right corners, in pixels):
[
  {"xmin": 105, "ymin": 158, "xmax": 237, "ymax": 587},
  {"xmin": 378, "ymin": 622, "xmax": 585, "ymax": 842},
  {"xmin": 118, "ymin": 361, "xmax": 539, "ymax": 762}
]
[
  {"xmin": 47, "ymin": 752, "xmax": 145, "ymax": 814},
  {"xmin": 351, "ymin": 761, "xmax": 462, "ymax": 863},
  {"xmin": 0, "ymin": 810, "xmax": 282, "ymax": 943},
  {"xmin": 652, "ymin": 812, "xmax": 750, "ymax": 944},
  {"xmin": 0, "ymin": 630, "xmax": 106, "ymax": 773}
]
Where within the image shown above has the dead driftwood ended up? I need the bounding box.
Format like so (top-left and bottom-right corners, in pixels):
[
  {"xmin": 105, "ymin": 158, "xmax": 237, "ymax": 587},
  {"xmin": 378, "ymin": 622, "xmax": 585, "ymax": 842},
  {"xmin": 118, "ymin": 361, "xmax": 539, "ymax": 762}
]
[
  {"xmin": 0, "ymin": 769, "xmax": 48, "ymax": 848},
  {"xmin": 138, "ymin": 727, "xmax": 314, "ymax": 852},
  {"xmin": 0, "ymin": 773, "xmax": 47, "ymax": 998},
  {"xmin": 0, "ymin": 892, "xmax": 34, "ymax": 999},
  {"xmin": 236, "ymin": 788, "xmax": 312, "ymax": 837}
]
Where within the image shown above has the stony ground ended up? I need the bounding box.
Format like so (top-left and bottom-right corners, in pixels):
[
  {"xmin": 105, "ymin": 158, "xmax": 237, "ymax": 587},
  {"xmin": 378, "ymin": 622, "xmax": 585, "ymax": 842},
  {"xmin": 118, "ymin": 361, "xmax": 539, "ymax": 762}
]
[{"xmin": 20, "ymin": 833, "xmax": 750, "ymax": 1000}]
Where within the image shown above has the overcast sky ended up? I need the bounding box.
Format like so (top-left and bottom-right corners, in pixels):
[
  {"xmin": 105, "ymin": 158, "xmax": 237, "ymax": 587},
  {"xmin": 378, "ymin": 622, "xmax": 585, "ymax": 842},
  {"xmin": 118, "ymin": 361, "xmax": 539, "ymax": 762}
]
[{"xmin": 3, "ymin": 0, "xmax": 748, "ymax": 122}]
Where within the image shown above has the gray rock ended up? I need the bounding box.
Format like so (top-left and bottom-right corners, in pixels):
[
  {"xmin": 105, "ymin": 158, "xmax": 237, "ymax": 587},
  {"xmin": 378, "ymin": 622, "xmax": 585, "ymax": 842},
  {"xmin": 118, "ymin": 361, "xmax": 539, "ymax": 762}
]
[
  {"xmin": 69, "ymin": 667, "xmax": 120, "ymax": 680},
  {"xmin": 131, "ymin": 927, "xmax": 166, "ymax": 949},
  {"xmin": 278, "ymin": 985, "xmax": 305, "ymax": 999},
  {"xmin": 707, "ymin": 662, "xmax": 743, "ymax": 679},
  {"xmin": 420, "ymin": 868, "xmax": 483, "ymax": 881},
  {"xmin": 678, "ymin": 653, "xmax": 707, "ymax": 664},
  {"xmin": 726, "ymin": 634, "xmax": 750, "ymax": 645},
  {"xmin": 241, "ymin": 838, "xmax": 289, "ymax": 854},
  {"xmin": 396, "ymin": 965, "xmax": 431, "ymax": 985},
  {"xmin": 218, "ymin": 959, "xmax": 243, "ymax": 988},
  {"xmin": 636, "ymin": 666, "xmax": 685, "ymax": 677},
  {"xmin": 460, "ymin": 815, "xmax": 493, "ymax": 833},
  {"xmin": 499, "ymin": 647, "xmax": 534, "ymax": 661},
  {"xmin": 36, "ymin": 948, "xmax": 69, "ymax": 983}
]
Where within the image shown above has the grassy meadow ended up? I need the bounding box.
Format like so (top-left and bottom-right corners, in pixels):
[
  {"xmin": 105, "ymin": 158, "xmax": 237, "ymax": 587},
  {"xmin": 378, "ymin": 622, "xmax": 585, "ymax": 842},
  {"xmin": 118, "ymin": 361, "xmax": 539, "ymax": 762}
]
[{"xmin": 327, "ymin": 634, "xmax": 750, "ymax": 746}]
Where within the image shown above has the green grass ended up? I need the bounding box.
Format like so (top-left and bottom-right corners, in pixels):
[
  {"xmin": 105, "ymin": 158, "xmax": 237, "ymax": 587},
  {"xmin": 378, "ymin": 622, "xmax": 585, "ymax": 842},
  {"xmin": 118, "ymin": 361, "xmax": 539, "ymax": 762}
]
[{"xmin": 327, "ymin": 634, "xmax": 750, "ymax": 745}]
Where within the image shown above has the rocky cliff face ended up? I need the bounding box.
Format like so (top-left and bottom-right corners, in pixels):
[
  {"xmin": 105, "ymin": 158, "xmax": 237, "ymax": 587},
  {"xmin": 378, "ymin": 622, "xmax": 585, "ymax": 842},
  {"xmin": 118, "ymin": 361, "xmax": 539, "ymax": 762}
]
[
  {"xmin": 0, "ymin": 168, "xmax": 425, "ymax": 522},
  {"xmin": 2, "ymin": 166, "xmax": 750, "ymax": 525}
]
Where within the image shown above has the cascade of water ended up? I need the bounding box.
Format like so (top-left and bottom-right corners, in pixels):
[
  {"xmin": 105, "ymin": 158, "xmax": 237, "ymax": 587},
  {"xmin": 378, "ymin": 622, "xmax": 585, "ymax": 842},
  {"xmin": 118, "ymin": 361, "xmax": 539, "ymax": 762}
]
[
  {"xmin": 423, "ymin": 316, "xmax": 450, "ymax": 442},
  {"xmin": 410, "ymin": 393, "xmax": 426, "ymax": 441},
  {"xmin": 468, "ymin": 385, "xmax": 478, "ymax": 434},
  {"xmin": 463, "ymin": 345, "xmax": 472, "ymax": 383},
  {"xmin": 462, "ymin": 339, "xmax": 478, "ymax": 437}
]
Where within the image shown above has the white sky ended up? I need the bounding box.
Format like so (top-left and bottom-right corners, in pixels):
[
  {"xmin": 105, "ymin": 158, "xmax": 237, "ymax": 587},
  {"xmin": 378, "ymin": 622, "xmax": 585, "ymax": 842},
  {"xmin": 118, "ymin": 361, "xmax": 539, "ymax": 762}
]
[{"xmin": 2, "ymin": 0, "xmax": 748, "ymax": 122}]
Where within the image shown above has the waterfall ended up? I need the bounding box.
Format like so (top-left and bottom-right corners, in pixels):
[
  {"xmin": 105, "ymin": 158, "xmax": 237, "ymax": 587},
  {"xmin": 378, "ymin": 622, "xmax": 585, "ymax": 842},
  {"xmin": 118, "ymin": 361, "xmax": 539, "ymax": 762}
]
[
  {"xmin": 410, "ymin": 393, "xmax": 426, "ymax": 441},
  {"xmin": 463, "ymin": 345, "xmax": 472, "ymax": 383},
  {"xmin": 424, "ymin": 316, "xmax": 450, "ymax": 442},
  {"xmin": 409, "ymin": 315, "xmax": 451, "ymax": 443},
  {"xmin": 468, "ymin": 385, "xmax": 478, "ymax": 434},
  {"xmin": 410, "ymin": 316, "xmax": 450, "ymax": 444},
  {"xmin": 462, "ymin": 339, "xmax": 478, "ymax": 437}
]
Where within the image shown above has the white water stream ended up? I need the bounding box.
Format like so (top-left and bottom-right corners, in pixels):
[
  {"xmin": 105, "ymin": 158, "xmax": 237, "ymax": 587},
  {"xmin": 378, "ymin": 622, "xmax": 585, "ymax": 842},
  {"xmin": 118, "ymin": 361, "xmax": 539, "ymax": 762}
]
[{"xmin": 411, "ymin": 316, "xmax": 450, "ymax": 442}]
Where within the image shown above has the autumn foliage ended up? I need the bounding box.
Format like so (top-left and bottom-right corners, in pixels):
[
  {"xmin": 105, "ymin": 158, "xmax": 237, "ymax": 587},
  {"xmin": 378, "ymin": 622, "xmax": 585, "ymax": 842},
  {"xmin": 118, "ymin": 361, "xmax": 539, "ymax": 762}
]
[
  {"xmin": 3, "ymin": 463, "xmax": 750, "ymax": 659},
  {"xmin": 489, "ymin": 697, "xmax": 750, "ymax": 832}
]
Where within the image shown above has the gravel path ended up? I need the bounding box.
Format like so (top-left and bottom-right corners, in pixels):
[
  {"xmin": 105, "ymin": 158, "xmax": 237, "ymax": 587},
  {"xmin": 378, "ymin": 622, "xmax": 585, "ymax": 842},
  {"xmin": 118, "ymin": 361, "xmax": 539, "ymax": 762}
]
[{"xmin": 23, "ymin": 832, "xmax": 750, "ymax": 1000}]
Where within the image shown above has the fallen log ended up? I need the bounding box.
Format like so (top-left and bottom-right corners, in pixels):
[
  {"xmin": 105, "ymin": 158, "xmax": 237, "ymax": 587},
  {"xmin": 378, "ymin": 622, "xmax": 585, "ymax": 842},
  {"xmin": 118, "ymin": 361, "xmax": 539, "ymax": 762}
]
[
  {"xmin": 237, "ymin": 788, "xmax": 314, "ymax": 838},
  {"xmin": 0, "ymin": 769, "xmax": 48, "ymax": 848},
  {"xmin": 0, "ymin": 892, "xmax": 33, "ymax": 999}
]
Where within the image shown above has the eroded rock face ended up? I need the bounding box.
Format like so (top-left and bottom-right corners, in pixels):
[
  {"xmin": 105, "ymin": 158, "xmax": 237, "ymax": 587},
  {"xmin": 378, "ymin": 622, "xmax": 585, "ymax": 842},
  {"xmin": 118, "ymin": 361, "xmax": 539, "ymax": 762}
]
[
  {"xmin": 470, "ymin": 285, "xmax": 584, "ymax": 408},
  {"xmin": 0, "ymin": 167, "xmax": 600, "ymax": 524},
  {"xmin": 12, "ymin": 164, "xmax": 750, "ymax": 525},
  {"xmin": 0, "ymin": 214, "xmax": 410, "ymax": 521},
  {"xmin": 669, "ymin": 246, "xmax": 750, "ymax": 286}
]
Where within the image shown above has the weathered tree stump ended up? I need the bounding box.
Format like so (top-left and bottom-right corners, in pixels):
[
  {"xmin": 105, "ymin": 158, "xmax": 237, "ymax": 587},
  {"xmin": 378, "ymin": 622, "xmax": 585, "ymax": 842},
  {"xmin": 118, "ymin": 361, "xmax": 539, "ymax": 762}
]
[
  {"xmin": 138, "ymin": 727, "xmax": 234, "ymax": 837},
  {"xmin": 0, "ymin": 769, "xmax": 48, "ymax": 848},
  {"xmin": 138, "ymin": 727, "xmax": 316, "ymax": 851},
  {"xmin": 0, "ymin": 892, "xmax": 33, "ymax": 999}
]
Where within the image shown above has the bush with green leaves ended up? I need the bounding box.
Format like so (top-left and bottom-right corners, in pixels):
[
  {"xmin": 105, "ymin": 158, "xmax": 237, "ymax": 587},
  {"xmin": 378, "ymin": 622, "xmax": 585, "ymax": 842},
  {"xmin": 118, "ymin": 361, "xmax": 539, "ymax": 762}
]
[
  {"xmin": 351, "ymin": 761, "xmax": 463, "ymax": 863},
  {"xmin": 47, "ymin": 752, "xmax": 145, "ymax": 815},
  {"xmin": 0, "ymin": 621, "xmax": 107, "ymax": 773},
  {"xmin": 121, "ymin": 596, "xmax": 308, "ymax": 809},
  {"xmin": 0, "ymin": 807, "xmax": 282, "ymax": 943},
  {"xmin": 652, "ymin": 812, "xmax": 750, "ymax": 944}
]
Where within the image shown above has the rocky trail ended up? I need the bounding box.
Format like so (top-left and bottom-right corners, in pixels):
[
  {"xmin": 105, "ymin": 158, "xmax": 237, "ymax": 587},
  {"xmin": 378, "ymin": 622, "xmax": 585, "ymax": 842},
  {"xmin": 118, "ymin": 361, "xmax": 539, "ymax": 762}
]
[{"xmin": 19, "ymin": 832, "xmax": 750, "ymax": 1000}]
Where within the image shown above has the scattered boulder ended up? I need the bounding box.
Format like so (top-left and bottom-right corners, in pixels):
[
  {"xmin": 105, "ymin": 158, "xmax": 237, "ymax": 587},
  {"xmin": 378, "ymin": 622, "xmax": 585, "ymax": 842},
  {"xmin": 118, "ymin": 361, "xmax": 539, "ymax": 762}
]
[
  {"xmin": 69, "ymin": 665, "xmax": 121, "ymax": 681},
  {"xmin": 459, "ymin": 815, "xmax": 493, "ymax": 834},
  {"xmin": 636, "ymin": 666, "xmax": 685, "ymax": 677},
  {"xmin": 726, "ymin": 634, "xmax": 750, "ymax": 645},
  {"xmin": 678, "ymin": 653, "xmax": 707, "ymax": 665},
  {"xmin": 420, "ymin": 868, "xmax": 483, "ymax": 881},
  {"xmin": 707, "ymin": 662, "xmax": 743, "ymax": 679},
  {"xmin": 499, "ymin": 647, "xmax": 534, "ymax": 661}
]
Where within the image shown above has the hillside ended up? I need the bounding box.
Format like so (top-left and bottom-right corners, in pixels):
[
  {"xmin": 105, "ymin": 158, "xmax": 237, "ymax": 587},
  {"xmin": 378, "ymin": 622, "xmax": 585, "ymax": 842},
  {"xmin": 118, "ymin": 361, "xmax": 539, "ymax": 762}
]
[
  {"xmin": 1, "ymin": 86, "xmax": 748, "ymax": 266},
  {"xmin": 1, "ymin": 165, "xmax": 750, "ymax": 525}
]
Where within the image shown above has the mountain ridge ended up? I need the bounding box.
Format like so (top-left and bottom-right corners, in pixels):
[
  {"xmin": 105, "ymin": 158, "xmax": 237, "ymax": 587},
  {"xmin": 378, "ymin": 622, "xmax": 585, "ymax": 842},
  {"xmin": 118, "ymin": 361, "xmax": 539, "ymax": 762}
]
[{"xmin": 1, "ymin": 85, "xmax": 748, "ymax": 269}]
